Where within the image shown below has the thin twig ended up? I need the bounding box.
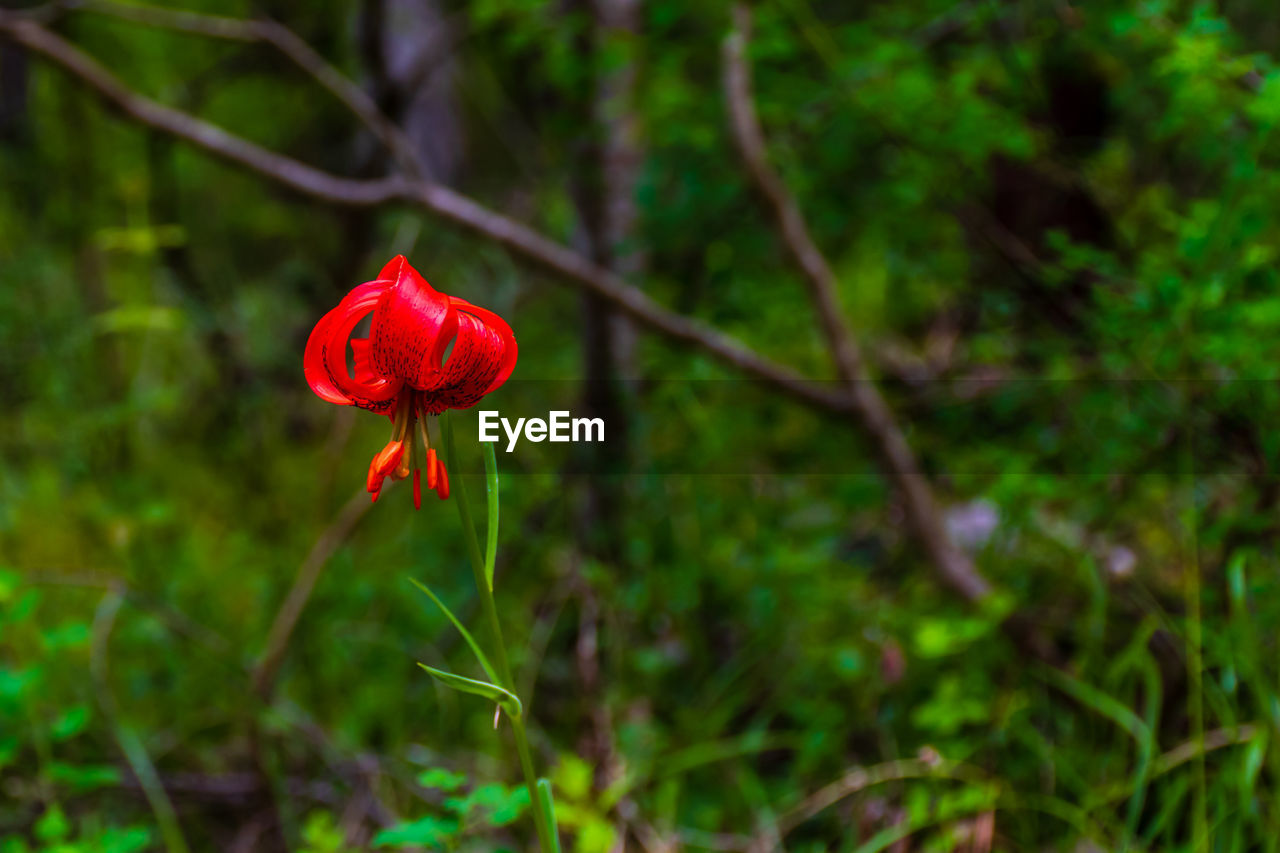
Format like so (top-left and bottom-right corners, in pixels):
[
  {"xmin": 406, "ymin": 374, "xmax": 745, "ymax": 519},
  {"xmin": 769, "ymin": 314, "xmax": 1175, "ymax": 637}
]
[
  {"xmin": 771, "ymin": 758, "xmax": 975, "ymax": 842},
  {"xmin": 723, "ymin": 5, "xmax": 991, "ymax": 603},
  {"xmin": 0, "ymin": 12, "xmax": 850, "ymax": 420},
  {"xmin": 252, "ymin": 486, "xmax": 375, "ymax": 699},
  {"xmin": 1095, "ymin": 723, "xmax": 1261, "ymax": 804}
]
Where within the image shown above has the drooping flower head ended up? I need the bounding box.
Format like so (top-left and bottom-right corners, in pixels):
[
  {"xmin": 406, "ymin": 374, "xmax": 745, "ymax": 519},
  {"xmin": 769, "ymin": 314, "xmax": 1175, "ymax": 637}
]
[{"xmin": 304, "ymin": 256, "xmax": 517, "ymax": 507}]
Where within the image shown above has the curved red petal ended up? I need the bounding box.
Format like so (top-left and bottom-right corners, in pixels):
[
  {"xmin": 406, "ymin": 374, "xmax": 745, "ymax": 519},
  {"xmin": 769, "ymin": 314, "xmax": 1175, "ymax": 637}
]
[
  {"xmin": 304, "ymin": 304, "xmax": 355, "ymax": 404},
  {"xmin": 369, "ymin": 258, "xmax": 455, "ymax": 388},
  {"xmin": 450, "ymin": 299, "xmax": 518, "ymax": 395},
  {"xmin": 415, "ymin": 300, "xmax": 518, "ymax": 412},
  {"xmin": 324, "ymin": 281, "xmax": 399, "ymax": 402},
  {"xmin": 377, "ymin": 254, "xmax": 410, "ymax": 283},
  {"xmin": 304, "ymin": 279, "xmax": 402, "ymax": 412}
]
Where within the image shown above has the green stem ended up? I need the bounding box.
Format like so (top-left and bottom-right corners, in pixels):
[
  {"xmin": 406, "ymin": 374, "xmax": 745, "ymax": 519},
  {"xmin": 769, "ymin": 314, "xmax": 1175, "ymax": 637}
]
[
  {"xmin": 442, "ymin": 413, "xmax": 556, "ymax": 853},
  {"xmin": 512, "ymin": 718, "xmax": 554, "ymax": 847}
]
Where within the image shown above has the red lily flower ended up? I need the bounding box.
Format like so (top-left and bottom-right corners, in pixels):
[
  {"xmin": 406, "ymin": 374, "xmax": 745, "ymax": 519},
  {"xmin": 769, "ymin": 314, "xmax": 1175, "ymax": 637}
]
[{"xmin": 304, "ymin": 255, "xmax": 516, "ymax": 506}]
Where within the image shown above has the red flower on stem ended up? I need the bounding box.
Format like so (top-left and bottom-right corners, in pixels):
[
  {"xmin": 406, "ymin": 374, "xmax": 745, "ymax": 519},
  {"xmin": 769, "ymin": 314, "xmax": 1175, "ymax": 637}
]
[{"xmin": 304, "ymin": 256, "xmax": 517, "ymax": 506}]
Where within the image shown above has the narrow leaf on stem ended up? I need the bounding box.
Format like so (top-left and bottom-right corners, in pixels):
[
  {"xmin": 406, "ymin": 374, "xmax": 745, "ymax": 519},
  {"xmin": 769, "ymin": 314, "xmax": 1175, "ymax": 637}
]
[
  {"xmin": 417, "ymin": 663, "xmax": 523, "ymax": 719},
  {"xmin": 408, "ymin": 577, "xmax": 499, "ymax": 684},
  {"xmin": 536, "ymin": 778, "xmax": 562, "ymax": 853},
  {"xmin": 483, "ymin": 440, "xmax": 499, "ymax": 592}
]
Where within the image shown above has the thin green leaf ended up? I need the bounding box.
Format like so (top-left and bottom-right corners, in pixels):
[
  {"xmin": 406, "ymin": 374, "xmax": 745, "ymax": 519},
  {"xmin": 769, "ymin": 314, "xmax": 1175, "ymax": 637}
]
[
  {"xmin": 1035, "ymin": 664, "xmax": 1151, "ymax": 744},
  {"xmin": 1242, "ymin": 728, "xmax": 1268, "ymax": 794},
  {"xmin": 483, "ymin": 440, "xmax": 499, "ymax": 592},
  {"xmin": 418, "ymin": 663, "xmax": 522, "ymax": 718},
  {"xmin": 408, "ymin": 577, "xmax": 499, "ymax": 684},
  {"xmin": 536, "ymin": 778, "xmax": 562, "ymax": 853}
]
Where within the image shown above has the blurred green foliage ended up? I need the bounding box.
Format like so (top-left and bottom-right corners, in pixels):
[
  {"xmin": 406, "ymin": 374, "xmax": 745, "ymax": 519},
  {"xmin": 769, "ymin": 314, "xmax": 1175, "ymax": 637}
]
[{"xmin": 5, "ymin": 0, "xmax": 1280, "ymax": 850}]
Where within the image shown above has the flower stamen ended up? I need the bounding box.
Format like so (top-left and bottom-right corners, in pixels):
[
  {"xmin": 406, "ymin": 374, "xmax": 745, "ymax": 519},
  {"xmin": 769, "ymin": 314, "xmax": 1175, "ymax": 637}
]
[{"xmin": 433, "ymin": 454, "xmax": 450, "ymax": 500}]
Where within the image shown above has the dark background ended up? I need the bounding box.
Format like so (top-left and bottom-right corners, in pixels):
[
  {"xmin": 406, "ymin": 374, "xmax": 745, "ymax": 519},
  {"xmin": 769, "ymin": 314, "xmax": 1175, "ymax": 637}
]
[{"xmin": 4, "ymin": 0, "xmax": 1280, "ymax": 850}]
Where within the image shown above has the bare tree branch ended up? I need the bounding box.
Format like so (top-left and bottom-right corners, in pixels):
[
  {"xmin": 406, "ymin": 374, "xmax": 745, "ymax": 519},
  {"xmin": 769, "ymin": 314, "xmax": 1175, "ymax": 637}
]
[
  {"xmin": 724, "ymin": 5, "xmax": 991, "ymax": 603},
  {"xmin": 0, "ymin": 12, "xmax": 852, "ymax": 420},
  {"xmin": 724, "ymin": 6, "xmax": 866, "ymax": 390},
  {"xmin": 1, "ymin": 14, "xmax": 405, "ymax": 202},
  {"xmin": 47, "ymin": 0, "xmax": 429, "ymax": 178}
]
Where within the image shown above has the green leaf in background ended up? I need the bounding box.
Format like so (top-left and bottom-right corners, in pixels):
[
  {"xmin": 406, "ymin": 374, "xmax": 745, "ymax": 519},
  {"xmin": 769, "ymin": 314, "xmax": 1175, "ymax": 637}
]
[
  {"xmin": 49, "ymin": 705, "xmax": 90, "ymax": 741},
  {"xmin": 41, "ymin": 622, "xmax": 90, "ymax": 651},
  {"xmin": 910, "ymin": 675, "xmax": 991, "ymax": 736},
  {"xmin": 408, "ymin": 578, "xmax": 499, "ymax": 684},
  {"xmin": 299, "ymin": 811, "xmax": 355, "ymax": 853},
  {"xmin": 0, "ymin": 738, "xmax": 15, "ymax": 772},
  {"xmin": 0, "ymin": 569, "xmax": 18, "ymax": 604},
  {"xmin": 34, "ymin": 805, "xmax": 70, "ymax": 843},
  {"xmin": 1244, "ymin": 730, "xmax": 1269, "ymax": 794},
  {"xmin": 912, "ymin": 616, "xmax": 997, "ymax": 659},
  {"xmin": 99, "ymin": 825, "xmax": 153, "ymax": 853},
  {"xmin": 0, "ymin": 667, "xmax": 38, "ymax": 710},
  {"xmin": 371, "ymin": 815, "xmax": 460, "ymax": 849},
  {"xmin": 49, "ymin": 761, "xmax": 122, "ymax": 792},
  {"xmin": 553, "ymin": 755, "xmax": 593, "ymax": 801},
  {"xmin": 417, "ymin": 664, "xmax": 522, "ymax": 718},
  {"xmin": 94, "ymin": 224, "xmax": 187, "ymax": 254},
  {"xmin": 445, "ymin": 782, "xmax": 530, "ymax": 827},
  {"xmin": 92, "ymin": 305, "xmax": 185, "ymax": 335},
  {"xmin": 417, "ymin": 767, "xmax": 467, "ymax": 792}
]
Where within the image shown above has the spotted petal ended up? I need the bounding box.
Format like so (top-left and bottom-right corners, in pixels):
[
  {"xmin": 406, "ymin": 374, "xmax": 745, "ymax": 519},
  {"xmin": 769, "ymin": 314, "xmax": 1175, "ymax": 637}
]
[
  {"xmin": 368, "ymin": 255, "xmax": 458, "ymax": 390},
  {"xmin": 415, "ymin": 298, "xmax": 518, "ymax": 413}
]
